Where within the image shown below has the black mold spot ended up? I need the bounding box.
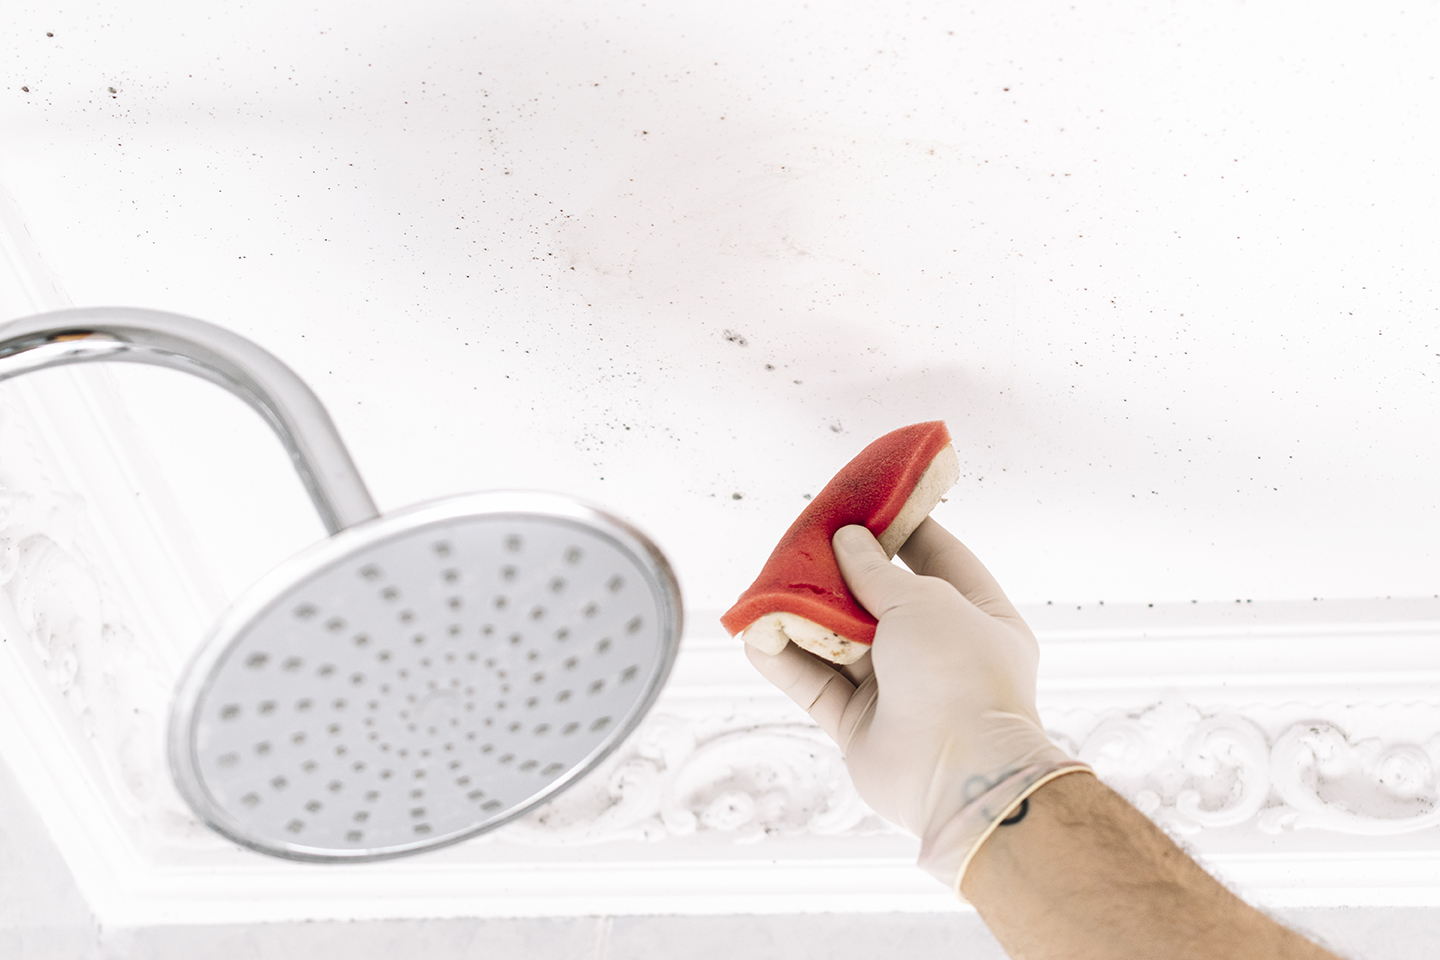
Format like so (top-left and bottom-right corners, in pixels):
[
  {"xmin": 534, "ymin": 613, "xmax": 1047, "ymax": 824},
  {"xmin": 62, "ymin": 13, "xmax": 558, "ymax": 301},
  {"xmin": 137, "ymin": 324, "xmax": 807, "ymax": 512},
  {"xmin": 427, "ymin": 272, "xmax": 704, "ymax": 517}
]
[
  {"xmin": 722, "ymin": 329, "xmax": 748, "ymax": 346},
  {"xmin": 731, "ymin": 492, "xmax": 743, "ymax": 500}
]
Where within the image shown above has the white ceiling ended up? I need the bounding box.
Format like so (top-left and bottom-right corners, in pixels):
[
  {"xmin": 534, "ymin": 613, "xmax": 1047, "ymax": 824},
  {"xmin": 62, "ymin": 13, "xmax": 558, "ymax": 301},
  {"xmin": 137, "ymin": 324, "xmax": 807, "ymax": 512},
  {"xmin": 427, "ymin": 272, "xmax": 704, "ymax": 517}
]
[{"xmin": 2, "ymin": 0, "xmax": 1436, "ymax": 616}]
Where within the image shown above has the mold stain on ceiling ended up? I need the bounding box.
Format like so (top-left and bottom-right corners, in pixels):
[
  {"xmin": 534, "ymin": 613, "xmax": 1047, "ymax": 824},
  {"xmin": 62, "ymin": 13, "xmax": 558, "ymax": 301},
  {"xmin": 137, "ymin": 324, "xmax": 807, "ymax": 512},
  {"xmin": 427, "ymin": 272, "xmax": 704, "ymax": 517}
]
[{"xmin": 0, "ymin": 0, "xmax": 1435, "ymax": 613}]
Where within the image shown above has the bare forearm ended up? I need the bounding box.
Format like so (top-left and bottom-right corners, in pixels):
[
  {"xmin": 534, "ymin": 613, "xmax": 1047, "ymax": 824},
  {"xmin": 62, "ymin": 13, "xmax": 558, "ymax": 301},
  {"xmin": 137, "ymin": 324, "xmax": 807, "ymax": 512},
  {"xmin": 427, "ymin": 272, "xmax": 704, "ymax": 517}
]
[{"xmin": 961, "ymin": 772, "xmax": 1339, "ymax": 960}]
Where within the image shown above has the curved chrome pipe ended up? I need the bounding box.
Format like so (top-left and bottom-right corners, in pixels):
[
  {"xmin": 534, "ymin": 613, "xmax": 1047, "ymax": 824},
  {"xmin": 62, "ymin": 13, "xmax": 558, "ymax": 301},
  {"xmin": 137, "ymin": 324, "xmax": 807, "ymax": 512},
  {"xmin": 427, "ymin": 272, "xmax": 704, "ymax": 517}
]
[{"xmin": 0, "ymin": 307, "xmax": 378, "ymax": 534}]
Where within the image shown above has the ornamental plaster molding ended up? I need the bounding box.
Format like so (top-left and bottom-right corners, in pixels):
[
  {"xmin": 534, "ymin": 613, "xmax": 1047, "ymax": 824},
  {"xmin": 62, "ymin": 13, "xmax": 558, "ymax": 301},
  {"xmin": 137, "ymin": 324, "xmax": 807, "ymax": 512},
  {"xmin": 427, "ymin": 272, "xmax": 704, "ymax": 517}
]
[
  {"xmin": 0, "ymin": 390, "xmax": 200, "ymax": 842},
  {"xmin": 482, "ymin": 691, "xmax": 1440, "ymax": 848},
  {"xmin": 496, "ymin": 714, "xmax": 895, "ymax": 846},
  {"xmin": 1059, "ymin": 697, "xmax": 1440, "ymax": 839}
]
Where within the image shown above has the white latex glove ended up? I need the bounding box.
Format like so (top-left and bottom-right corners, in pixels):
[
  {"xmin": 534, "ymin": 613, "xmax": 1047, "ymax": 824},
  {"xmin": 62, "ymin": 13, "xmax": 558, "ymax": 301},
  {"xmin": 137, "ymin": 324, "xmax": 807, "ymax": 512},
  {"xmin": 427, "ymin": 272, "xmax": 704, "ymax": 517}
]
[{"xmin": 745, "ymin": 518, "xmax": 1091, "ymax": 898}]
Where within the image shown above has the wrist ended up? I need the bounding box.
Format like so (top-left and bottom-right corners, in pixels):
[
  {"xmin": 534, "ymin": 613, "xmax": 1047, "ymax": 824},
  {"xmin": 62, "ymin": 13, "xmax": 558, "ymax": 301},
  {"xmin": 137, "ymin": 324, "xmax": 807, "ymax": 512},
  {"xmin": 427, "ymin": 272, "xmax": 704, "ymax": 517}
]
[{"xmin": 916, "ymin": 756, "xmax": 1094, "ymax": 900}]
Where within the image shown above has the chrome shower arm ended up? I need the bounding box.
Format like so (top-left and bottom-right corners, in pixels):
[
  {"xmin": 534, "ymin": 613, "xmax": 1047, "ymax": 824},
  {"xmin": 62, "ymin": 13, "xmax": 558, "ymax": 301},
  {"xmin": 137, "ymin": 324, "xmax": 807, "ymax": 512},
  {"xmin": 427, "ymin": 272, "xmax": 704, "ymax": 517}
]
[{"xmin": 0, "ymin": 306, "xmax": 379, "ymax": 535}]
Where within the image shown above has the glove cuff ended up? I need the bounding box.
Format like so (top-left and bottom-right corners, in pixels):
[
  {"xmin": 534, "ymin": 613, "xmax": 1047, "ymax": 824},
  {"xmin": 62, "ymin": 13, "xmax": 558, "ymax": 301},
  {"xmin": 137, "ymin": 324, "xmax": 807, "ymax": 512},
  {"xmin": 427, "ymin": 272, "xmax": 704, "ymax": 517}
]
[{"xmin": 915, "ymin": 759, "xmax": 1094, "ymax": 903}]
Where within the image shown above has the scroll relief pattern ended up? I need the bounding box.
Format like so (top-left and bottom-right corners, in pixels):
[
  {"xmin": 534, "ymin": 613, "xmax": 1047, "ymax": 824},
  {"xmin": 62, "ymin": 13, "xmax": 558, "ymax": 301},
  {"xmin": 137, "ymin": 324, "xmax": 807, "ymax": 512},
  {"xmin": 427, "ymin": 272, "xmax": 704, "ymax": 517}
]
[
  {"xmin": 1066, "ymin": 697, "xmax": 1440, "ymax": 837},
  {"xmin": 0, "ymin": 393, "xmax": 198, "ymax": 840},
  {"xmin": 496, "ymin": 695, "xmax": 1440, "ymax": 846},
  {"xmin": 498, "ymin": 712, "xmax": 898, "ymax": 845}
]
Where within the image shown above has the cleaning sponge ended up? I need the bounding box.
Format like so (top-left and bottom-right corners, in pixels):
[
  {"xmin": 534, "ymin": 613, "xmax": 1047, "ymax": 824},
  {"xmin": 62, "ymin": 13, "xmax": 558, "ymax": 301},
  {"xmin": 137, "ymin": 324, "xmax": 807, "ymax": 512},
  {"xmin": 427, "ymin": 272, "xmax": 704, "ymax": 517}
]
[{"xmin": 721, "ymin": 421, "xmax": 960, "ymax": 664}]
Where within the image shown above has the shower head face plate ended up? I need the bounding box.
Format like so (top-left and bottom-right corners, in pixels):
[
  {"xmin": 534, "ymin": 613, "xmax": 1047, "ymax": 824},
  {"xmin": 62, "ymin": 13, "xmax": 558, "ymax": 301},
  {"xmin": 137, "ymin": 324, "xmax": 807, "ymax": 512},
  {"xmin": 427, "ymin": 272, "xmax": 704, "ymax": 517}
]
[{"xmin": 169, "ymin": 492, "xmax": 682, "ymax": 862}]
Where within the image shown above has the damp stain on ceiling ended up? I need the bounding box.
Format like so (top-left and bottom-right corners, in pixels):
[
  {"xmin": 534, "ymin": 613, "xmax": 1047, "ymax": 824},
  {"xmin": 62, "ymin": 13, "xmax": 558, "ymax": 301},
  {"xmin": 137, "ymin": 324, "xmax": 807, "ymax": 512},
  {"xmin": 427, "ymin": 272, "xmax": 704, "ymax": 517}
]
[{"xmin": 1, "ymin": 0, "xmax": 1436, "ymax": 612}]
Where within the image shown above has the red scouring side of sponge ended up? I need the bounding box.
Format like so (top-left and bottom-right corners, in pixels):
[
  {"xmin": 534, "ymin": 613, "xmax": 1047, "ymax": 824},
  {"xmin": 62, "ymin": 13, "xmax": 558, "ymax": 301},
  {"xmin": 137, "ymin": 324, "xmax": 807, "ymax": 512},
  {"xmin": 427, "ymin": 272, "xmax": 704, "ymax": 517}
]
[{"xmin": 720, "ymin": 420, "xmax": 953, "ymax": 645}]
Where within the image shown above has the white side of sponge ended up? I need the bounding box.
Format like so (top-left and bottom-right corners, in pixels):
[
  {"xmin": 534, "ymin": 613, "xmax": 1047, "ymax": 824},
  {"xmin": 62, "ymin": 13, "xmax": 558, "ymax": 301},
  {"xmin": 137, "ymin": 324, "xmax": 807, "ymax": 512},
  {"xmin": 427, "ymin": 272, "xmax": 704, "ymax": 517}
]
[
  {"xmin": 877, "ymin": 442, "xmax": 960, "ymax": 558},
  {"xmin": 740, "ymin": 612, "xmax": 872, "ymax": 665}
]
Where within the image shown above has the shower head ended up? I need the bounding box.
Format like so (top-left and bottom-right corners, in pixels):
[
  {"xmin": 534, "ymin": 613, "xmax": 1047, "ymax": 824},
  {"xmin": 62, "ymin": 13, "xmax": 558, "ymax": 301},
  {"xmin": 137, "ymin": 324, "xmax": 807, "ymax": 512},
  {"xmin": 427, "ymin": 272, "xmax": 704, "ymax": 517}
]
[{"xmin": 0, "ymin": 307, "xmax": 683, "ymax": 861}]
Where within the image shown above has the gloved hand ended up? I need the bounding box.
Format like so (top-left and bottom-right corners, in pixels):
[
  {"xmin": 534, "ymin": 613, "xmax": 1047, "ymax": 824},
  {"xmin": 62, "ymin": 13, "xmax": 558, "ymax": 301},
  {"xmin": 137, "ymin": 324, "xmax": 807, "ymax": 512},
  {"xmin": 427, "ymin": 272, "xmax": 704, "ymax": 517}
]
[{"xmin": 744, "ymin": 517, "xmax": 1092, "ymax": 898}]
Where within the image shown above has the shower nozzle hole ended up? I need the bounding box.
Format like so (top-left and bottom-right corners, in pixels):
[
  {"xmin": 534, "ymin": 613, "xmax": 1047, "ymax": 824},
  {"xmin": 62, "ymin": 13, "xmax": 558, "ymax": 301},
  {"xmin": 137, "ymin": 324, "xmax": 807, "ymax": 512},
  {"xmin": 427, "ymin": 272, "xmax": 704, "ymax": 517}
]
[
  {"xmin": 504, "ymin": 535, "xmax": 522, "ymax": 552},
  {"xmin": 565, "ymin": 547, "xmax": 583, "ymax": 564},
  {"xmin": 286, "ymin": 819, "xmax": 304, "ymax": 834},
  {"xmin": 219, "ymin": 704, "xmax": 240, "ymax": 720},
  {"xmin": 347, "ymin": 830, "xmax": 363, "ymax": 842},
  {"xmin": 596, "ymin": 638, "xmax": 611, "ymax": 654},
  {"xmin": 542, "ymin": 763, "xmax": 564, "ymax": 776},
  {"xmin": 245, "ymin": 653, "xmax": 268, "ymax": 669},
  {"xmin": 591, "ymin": 716, "xmax": 612, "ymax": 731},
  {"xmin": 293, "ymin": 604, "xmax": 317, "ymax": 620},
  {"xmin": 433, "ymin": 541, "xmax": 452, "ymax": 557}
]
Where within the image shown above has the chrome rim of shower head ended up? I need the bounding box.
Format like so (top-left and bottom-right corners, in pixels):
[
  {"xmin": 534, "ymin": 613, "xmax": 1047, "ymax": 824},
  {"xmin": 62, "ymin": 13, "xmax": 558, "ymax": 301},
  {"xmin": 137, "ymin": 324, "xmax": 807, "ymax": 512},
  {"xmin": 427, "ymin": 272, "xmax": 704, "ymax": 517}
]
[{"xmin": 169, "ymin": 490, "xmax": 682, "ymax": 861}]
